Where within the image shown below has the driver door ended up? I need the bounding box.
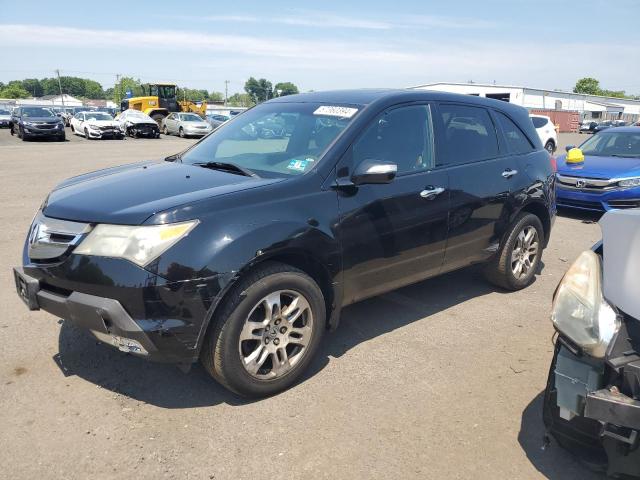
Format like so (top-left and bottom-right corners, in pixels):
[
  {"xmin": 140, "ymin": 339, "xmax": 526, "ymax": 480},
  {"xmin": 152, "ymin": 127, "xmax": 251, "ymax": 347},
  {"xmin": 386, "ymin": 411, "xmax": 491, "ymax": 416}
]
[{"xmin": 335, "ymin": 104, "xmax": 450, "ymax": 304}]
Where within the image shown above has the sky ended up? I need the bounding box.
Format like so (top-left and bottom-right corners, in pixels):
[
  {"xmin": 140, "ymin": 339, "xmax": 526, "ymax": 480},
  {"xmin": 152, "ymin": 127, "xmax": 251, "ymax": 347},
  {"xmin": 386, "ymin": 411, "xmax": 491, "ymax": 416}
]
[{"xmin": 0, "ymin": 0, "xmax": 638, "ymax": 96}]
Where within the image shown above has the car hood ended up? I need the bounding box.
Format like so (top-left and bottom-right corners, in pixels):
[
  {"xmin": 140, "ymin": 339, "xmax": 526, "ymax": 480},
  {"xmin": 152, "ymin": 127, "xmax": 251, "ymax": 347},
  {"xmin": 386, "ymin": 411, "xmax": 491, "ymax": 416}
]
[
  {"xmin": 126, "ymin": 118, "xmax": 157, "ymax": 126},
  {"xmin": 0, "ymin": 114, "xmax": 10, "ymax": 120},
  {"xmin": 557, "ymin": 153, "xmax": 640, "ymax": 178},
  {"xmin": 86, "ymin": 120, "xmax": 119, "ymax": 127},
  {"xmin": 22, "ymin": 116, "xmax": 60, "ymax": 123},
  {"xmin": 43, "ymin": 160, "xmax": 281, "ymax": 225},
  {"xmin": 601, "ymin": 209, "xmax": 640, "ymax": 320}
]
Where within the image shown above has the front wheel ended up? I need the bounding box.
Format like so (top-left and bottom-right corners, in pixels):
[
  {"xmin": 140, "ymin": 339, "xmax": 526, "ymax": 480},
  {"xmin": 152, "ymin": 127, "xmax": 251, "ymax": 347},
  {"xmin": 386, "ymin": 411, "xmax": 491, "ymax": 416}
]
[
  {"xmin": 179, "ymin": 127, "xmax": 185, "ymax": 138},
  {"xmin": 163, "ymin": 125, "xmax": 169, "ymax": 135},
  {"xmin": 484, "ymin": 213, "xmax": 544, "ymax": 290},
  {"xmin": 201, "ymin": 262, "xmax": 325, "ymax": 397}
]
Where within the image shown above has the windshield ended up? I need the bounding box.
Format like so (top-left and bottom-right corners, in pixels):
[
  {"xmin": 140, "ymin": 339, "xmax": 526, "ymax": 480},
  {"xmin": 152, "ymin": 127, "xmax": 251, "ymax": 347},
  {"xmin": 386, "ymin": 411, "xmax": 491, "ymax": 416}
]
[
  {"xmin": 180, "ymin": 102, "xmax": 359, "ymax": 177},
  {"xmin": 128, "ymin": 111, "xmax": 151, "ymax": 120},
  {"xmin": 22, "ymin": 107, "xmax": 56, "ymax": 118},
  {"xmin": 86, "ymin": 112, "xmax": 113, "ymax": 121},
  {"xmin": 580, "ymin": 131, "xmax": 640, "ymax": 157},
  {"xmin": 180, "ymin": 113, "xmax": 203, "ymax": 122}
]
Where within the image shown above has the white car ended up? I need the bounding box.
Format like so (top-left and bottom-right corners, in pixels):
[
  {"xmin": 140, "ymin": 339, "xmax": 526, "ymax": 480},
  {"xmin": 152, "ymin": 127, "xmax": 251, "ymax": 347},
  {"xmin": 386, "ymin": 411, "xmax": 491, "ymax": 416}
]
[
  {"xmin": 70, "ymin": 111, "xmax": 123, "ymax": 140},
  {"xmin": 116, "ymin": 109, "xmax": 160, "ymax": 138},
  {"xmin": 530, "ymin": 114, "xmax": 557, "ymax": 154}
]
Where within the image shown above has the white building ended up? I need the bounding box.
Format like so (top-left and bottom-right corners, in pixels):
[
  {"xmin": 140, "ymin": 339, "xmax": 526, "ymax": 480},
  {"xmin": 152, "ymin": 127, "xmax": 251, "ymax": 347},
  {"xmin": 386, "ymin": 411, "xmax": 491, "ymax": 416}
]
[{"xmin": 411, "ymin": 82, "xmax": 640, "ymax": 121}]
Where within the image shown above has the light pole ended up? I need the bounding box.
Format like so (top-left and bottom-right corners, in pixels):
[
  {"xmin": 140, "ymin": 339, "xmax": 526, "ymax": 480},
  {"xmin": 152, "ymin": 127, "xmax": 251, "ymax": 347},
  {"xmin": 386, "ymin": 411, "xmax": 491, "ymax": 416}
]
[{"xmin": 55, "ymin": 69, "xmax": 65, "ymax": 108}]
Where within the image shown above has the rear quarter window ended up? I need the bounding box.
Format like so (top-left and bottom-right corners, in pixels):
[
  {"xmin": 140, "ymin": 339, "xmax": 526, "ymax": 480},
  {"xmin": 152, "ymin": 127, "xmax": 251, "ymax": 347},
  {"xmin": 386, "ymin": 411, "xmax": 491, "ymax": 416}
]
[
  {"xmin": 496, "ymin": 112, "xmax": 534, "ymax": 154},
  {"xmin": 531, "ymin": 117, "xmax": 548, "ymax": 128}
]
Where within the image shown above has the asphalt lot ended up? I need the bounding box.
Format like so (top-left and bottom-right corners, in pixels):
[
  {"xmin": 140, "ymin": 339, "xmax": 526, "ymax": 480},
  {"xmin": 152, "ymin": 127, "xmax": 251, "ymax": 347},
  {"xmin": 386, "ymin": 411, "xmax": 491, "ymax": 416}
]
[{"xmin": 0, "ymin": 127, "xmax": 604, "ymax": 479}]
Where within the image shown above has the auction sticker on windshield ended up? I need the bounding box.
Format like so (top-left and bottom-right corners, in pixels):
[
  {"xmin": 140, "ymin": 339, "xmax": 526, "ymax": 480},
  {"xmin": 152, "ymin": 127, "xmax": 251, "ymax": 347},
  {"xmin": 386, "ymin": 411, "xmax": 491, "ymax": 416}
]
[{"xmin": 313, "ymin": 106, "xmax": 358, "ymax": 118}]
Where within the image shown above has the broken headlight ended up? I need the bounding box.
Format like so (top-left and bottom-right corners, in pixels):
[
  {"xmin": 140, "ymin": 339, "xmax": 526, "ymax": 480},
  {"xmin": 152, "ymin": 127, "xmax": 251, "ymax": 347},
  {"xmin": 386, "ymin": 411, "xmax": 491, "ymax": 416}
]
[{"xmin": 551, "ymin": 250, "xmax": 620, "ymax": 358}]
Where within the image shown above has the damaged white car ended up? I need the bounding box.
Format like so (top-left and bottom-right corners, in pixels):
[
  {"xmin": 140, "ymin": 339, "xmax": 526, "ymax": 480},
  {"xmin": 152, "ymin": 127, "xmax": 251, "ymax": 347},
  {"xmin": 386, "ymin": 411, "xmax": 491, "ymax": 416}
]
[
  {"xmin": 70, "ymin": 111, "xmax": 123, "ymax": 140},
  {"xmin": 544, "ymin": 209, "xmax": 640, "ymax": 478}
]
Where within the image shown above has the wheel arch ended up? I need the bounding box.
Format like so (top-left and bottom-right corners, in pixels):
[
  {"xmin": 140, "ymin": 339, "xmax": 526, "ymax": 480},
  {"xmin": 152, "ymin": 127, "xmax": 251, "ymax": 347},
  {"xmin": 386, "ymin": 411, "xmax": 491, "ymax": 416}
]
[{"xmin": 518, "ymin": 201, "xmax": 552, "ymax": 247}]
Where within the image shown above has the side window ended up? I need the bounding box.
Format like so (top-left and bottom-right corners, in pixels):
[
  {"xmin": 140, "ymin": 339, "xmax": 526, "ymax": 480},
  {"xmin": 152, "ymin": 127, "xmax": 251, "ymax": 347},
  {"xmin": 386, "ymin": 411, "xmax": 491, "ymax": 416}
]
[
  {"xmin": 438, "ymin": 104, "xmax": 499, "ymax": 165},
  {"xmin": 495, "ymin": 111, "xmax": 534, "ymax": 154},
  {"xmin": 352, "ymin": 105, "xmax": 434, "ymax": 175}
]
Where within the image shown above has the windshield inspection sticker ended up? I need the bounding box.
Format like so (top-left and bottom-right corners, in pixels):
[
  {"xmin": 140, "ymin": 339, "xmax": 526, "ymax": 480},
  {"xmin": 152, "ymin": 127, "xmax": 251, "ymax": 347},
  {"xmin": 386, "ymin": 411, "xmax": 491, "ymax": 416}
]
[
  {"xmin": 287, "ymin": 159, "xmax": 310, "ymax": 172},
  {"xmin": 313, "ymin": 106, "xmax": 358, "ymax": 118}
]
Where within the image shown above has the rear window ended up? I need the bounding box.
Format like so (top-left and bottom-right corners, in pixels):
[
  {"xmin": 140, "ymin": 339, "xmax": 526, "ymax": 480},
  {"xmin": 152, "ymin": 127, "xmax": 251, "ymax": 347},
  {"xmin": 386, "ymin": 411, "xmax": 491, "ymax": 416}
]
[
  {"xmin": 438, "ymin": 104, "xmax": 499, "ymax": 165},
  {"xmin": 497, "ymin": 112, "xmax": 534, "ymax": 154},
  {"xmin": 531, "ymin": 117, "xmax": 548, "ymax": 128}
]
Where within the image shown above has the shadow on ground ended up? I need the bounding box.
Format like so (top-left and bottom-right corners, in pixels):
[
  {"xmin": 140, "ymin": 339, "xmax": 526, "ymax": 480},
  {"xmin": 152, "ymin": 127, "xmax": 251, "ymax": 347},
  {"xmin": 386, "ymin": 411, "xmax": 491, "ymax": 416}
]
[
  {"xmin": 55, "ymin": 264, "xmax": 530, "ymax": 409},
  {"xmin": 518, "ymin": 392, "xmax": 604, "ymax": 479}
]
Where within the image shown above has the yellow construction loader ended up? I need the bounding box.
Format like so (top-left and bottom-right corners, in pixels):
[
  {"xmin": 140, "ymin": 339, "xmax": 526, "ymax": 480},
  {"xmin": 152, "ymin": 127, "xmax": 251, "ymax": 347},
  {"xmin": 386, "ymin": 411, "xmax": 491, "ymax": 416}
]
[{"xmin": 120, "ymin": 83, "xmax": 207, "ymax": 125}]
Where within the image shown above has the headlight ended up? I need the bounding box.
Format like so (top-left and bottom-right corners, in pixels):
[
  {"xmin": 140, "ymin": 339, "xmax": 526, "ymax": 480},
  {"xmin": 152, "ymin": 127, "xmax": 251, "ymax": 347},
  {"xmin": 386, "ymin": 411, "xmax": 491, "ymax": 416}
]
[
  {"xmin": 74, "ymin": 221, "xmax": 198, "ymax": 267},
  {"xmin": 618, "ymin": 177, "xmax": 640, "ymax": 187},
  {"xmin": 90, "ymin": 124, "xmax": 101, "ymax": 130},
  {"xmin": 23, "ymin": 121, "xmax": 34, "ymax": 126},
  {"xmin": 551, "ymin": 250, "xmax": 620, "ymax": 358}
]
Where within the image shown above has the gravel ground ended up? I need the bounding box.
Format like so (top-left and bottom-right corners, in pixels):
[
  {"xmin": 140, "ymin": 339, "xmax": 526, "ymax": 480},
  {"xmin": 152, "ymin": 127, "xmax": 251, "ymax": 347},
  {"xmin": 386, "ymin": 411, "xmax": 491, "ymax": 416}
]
[{"xmin": 0, "ymin": 128, "xmax": 605, "ymax": 479}]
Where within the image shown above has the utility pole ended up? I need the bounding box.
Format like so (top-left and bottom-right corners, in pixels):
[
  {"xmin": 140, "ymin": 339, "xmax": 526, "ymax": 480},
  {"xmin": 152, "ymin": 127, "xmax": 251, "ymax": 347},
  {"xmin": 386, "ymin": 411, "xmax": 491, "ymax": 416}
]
[
  {"xmin": 224, "ymin": 80, "xmax": 229, "ymax": 105},
  {"xmin": 115, "ymin": 74, "xmax": 121, "ymax": 106},
  {"xmin": 55, "ymin": 69, "xmax": 65, "ymax": 108}
]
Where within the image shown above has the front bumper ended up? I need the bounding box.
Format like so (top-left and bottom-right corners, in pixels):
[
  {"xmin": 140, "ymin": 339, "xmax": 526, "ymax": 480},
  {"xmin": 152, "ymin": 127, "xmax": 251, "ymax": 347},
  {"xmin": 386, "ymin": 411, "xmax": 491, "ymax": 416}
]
[
  {"xmin": 184, "ymin": 128, "xmax": 211, "ymax": 136},
  {"xmin": 14, "ymin": 254, "xmax": 224, "ymax": 364},
  {"xmin": 544, "ymin": 339, "xmax": 640, "ymax": 477},
  {"xmin": 87, "ymin": 128, "xmax": 123, "ymax": 139},
  {"xmin": 556, "ymin": 185, "xmax": 640, "ymax": 212},
  {"xmin": 23, "ymin": 126, "xmax": 65, "ymax": 138}
]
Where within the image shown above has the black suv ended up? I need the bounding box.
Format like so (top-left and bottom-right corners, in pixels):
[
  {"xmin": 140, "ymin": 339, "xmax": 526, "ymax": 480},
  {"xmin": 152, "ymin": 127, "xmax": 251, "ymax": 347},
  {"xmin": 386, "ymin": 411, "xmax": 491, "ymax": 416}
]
[
  {"xmin": 10, "ymin": 106, "xmax": 66, "ymax": 141},
  {"xmin": 13, "ymin": 90, "xmax": 555, "ymax": 397}
]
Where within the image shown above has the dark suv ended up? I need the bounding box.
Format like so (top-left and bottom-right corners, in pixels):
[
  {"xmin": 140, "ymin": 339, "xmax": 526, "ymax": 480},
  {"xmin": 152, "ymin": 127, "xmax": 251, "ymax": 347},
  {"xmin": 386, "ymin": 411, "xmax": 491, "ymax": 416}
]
[
  {"xmin": 13, "ymin": 90, "xmax": 556, "ymax": 397},
  {"xmin": 11, "ymin": 106, "xmax": 66, "ymax": 141}
]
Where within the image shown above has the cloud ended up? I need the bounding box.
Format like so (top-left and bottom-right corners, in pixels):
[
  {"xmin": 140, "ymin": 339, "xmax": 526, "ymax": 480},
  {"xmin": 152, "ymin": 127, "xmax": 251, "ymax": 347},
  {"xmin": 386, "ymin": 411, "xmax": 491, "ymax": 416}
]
[{"xmin": 202, "ymin": 13, "xmax": 393, "ymax": 30}]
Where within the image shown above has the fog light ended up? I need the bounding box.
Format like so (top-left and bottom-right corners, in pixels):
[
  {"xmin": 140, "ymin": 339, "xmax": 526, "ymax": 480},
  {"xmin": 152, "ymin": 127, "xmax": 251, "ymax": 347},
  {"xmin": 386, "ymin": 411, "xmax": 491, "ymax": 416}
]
[{"xmin": 92, "ymin": 331, "xmax": 148, "ymax": 355}]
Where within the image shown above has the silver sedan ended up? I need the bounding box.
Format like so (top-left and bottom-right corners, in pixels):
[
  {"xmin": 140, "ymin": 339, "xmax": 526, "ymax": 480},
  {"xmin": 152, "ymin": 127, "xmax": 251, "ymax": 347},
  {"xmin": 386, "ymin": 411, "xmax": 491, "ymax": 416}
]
[{"xmin": 161, "ymin": 112, "xmax": 213, "ymax": 138}]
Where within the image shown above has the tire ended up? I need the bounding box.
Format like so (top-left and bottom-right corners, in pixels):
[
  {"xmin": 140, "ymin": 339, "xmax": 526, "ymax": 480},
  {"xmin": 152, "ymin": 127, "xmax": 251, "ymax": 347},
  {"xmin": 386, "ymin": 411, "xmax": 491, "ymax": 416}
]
[
  {"xmin": 84, "ymin": 128, "xmax": 91, "ymax": 139},
  {"xmin": 544, "ymin": 140, "xmax": 555, "ymax": 154},
  {"xmin": 179, "ymin": 127, "xmax": 185, "ymax": 138},
  {"xmin": 163, "ymin": 125, "xmax": 169, "ymax": 135},
  {"xmin": 484, "ymin": 213, "xmax": 544, "ymax": 291},
  {"xmin": 151, "ymin": 113, "xmax": 165, "ymax": 127},
  {"xmin": 201, "ymin": 262, "xmax": 326, "ymax": 397},
  {"xmin": 70, "ymin": 125, "xmax": 75, "ymax": 133},
  {"xmin": 58, "ymin": 134, "xmax": 65, "ymax": 142}
]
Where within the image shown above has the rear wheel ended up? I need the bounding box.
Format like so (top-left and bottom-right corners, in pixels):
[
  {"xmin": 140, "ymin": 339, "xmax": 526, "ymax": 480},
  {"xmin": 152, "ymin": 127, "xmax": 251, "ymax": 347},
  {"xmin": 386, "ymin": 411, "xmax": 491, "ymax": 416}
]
[
  {"xmin": 201, "ymin": 262, "xmax": 325, "ymax": 397},
  {"xmin": 484, "ymin": 213, "xmax": 544, "ymax": 290},
  {"xmin": 544, "ymin": 140, "xmax": 555, "ymax": 154}
]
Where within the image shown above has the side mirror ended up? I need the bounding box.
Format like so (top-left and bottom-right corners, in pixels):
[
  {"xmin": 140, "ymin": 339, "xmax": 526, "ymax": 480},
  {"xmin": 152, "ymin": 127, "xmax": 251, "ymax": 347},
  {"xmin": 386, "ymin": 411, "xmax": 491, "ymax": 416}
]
[
  {"xmin": 565, "ymin": 145, "xmax": 575, "ymax": 152},
  {"xmin": 351, "ymin": 159, "xmax": 397, "ymax": 185}
]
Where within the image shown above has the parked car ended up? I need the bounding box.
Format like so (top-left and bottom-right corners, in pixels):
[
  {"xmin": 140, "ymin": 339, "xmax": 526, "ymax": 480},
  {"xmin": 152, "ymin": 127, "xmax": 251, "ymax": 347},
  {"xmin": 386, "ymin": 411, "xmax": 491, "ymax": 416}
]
[
  {"xmin": 0, "ymin": 108, "xmax": 11, "ymax": 128},
  {"xmin": 205, "ymin": 113, "xmax": 230, "ymax": 129},
  {"xmin": 161, "ymin": 112, "xmax": 212, "ymax": 137},
  {"xmin": 10, "ymin": 106, "xmax": 65, "ymax": 141},
  {"xmin": 116, "ymin": 109, "xmax": 160, "ymax": 138},
  {"xmin": 70, "ymin": 111, "xmax": 123, "ymax": 140},
  {"xmin": 544, "ymin": 209, "xmax": 640, "ymax": 479},
  {"xmin": 613, "ymin": 120, "xmax": 628, "ymax": 127},
  {"xmin": 530, "ymin": 114, "xmax": 557, "ymax": 153},
  {"xmin": 555, "ymin": 128, "xmax": 640, "ymax": 211},
  {"xmin": 593, "ymin": 120, "xmax": 614, "ymax": 133},
  {"xmin": 62, "ymin": 106, "xmax": 95, "ymax": 126},
  {"xmin": 579, "ymin": 120, "xmax": 598, "ymax": 134},
  {"xmin": 12, "ymin": 90, "xmax": 555, "ymax": 397}
]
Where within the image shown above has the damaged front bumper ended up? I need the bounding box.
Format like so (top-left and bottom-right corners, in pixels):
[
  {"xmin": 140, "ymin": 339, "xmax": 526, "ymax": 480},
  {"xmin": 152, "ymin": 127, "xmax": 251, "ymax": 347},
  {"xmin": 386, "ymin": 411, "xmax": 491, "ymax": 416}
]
[{"xmin": 544, "ymin": 321, "xmax": 640, "ymax": 478}]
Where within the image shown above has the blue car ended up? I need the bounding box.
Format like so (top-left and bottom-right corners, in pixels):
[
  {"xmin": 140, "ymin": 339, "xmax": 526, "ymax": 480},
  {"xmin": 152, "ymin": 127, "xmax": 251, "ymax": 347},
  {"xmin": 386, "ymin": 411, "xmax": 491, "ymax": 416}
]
[{"xmin": 556, "ymin": 127, "xmax": 640, "ymax": 211}]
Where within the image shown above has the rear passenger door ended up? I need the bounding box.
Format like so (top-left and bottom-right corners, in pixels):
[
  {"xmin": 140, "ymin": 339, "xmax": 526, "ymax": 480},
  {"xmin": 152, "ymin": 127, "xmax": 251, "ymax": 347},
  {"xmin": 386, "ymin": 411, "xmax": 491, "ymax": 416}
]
[{"xmin": 435, "ymin": 103, "xmax": 516, "ymax": 271}]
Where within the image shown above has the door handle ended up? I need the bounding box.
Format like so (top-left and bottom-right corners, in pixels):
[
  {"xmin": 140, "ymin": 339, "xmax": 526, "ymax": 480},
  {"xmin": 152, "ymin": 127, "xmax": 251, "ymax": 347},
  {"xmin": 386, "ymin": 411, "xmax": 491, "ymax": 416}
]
[
  {"xmin": 420, "ymin": 186, "xmax": 446, "ymax": 200},
  {"xmin": 502, "ymin": 169, "xmax": 518, "ymax": 179}
]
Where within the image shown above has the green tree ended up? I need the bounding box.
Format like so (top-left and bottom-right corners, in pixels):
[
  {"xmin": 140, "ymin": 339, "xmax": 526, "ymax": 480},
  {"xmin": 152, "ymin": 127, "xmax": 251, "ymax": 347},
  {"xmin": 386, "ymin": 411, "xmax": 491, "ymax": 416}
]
[
  {"xmin": 274, "ymin": 82, "xmax": 299, "ymax": 96},
  {"xmin": 208, "ymin": 91, "xmax": 224, "ymax": 102},
  {"xmin": 573, "ymin": 77, "xmax": 601, "ymax": 96},
  {"xmin": 244, "ymin": 77, "xmax": 273, "ymax": 103},
  {"xmin": 21, "ymin": 78, "xmax": 43, "ymax": 97},
  {"xmin": 83, "ymin": 79, "xmax": 105, "ymax": 99},
  {"xmin": 177, "ymin": 87, "xmax": 209, "ymax": 102},
  {"xmin": 227, "ymin": 93, "xmax": 255, "ymax": 107},
  {"xmin": 0, "ymin": 83, "xmax": 31, "ymax": 99},
  {"xmin": 115, "ymin": 77, "xmax": 144, "ymax": 103}
]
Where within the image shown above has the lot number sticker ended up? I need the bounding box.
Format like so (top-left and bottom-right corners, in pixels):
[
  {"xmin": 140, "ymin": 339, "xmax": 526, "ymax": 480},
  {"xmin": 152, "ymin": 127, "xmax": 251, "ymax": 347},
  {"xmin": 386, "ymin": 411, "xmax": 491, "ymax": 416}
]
[{"xmin": 313, "ymin": 106, "xmax": 358, "ymax": 118}]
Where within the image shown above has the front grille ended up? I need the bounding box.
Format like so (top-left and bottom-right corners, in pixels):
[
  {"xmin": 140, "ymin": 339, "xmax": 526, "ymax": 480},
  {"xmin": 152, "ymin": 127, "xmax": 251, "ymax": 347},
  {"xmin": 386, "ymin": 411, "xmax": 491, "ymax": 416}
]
[
  {"xmin": 556, "ymin": 174, "xmax": 617, "ymax": 193},
  {"xmin": 33, "ymin": 123, "xmax": 57, "ymax": 130},
  {"xmin": 607, "ymin": 199, "xmax": 640, "ymax": 209},
  {"xmin": 99, "ymin": 126, "xmax": 116, "ymax": 131},
  {"xmin": 557, "ymin": 198, "xmax": 604, "ymax": 211}
]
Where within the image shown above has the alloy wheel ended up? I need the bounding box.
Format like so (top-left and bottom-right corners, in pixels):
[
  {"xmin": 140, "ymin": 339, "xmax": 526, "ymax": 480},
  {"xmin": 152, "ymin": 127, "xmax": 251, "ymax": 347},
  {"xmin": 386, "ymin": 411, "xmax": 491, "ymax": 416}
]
[
  {"xmin": 238, "ymin": 290, "xmax": 313, "ymax": 379},
  {"xmin": 511, "ymin": 226, "xmax": 539, "ymax": 279}
]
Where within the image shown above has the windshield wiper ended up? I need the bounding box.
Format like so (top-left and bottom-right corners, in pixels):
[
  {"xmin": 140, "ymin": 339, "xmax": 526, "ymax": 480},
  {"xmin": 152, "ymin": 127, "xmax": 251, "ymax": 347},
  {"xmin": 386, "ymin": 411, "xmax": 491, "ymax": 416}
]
[{"xmin": 193, "ymin": 161, "xmax": 258, "ymax": 177}]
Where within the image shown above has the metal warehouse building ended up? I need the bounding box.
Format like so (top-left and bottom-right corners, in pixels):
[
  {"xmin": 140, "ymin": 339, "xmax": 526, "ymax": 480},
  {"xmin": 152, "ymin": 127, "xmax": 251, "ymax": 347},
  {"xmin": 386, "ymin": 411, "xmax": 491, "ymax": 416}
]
[{"xmin": 411, "ymin": 82, "xmax": 640, "ymax": 123}]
